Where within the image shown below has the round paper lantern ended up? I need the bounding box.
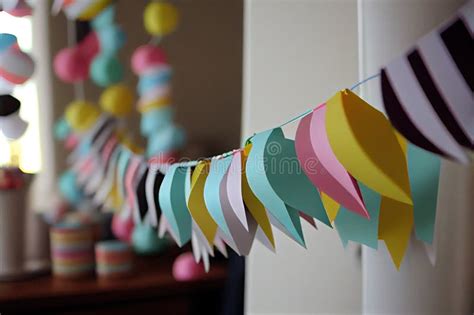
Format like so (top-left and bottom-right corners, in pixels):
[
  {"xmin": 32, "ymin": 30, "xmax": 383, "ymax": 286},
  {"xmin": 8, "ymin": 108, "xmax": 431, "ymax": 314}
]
[
  {"xmin": 99, "ymin": 84, "xmax": 133, "ymax": 117},
  {"xmin": 58, "ymin": 170, "xmax": 83, "ymax": 205},
  {"xmin": 0, "ymin": 33, "xmax": 17, "ymax": 52},
  {"xmin": 146, "ymin": 124, "xmax": 185, "ymax": 156},
  {"xmin": 131, "ymin": 223, "xmax": 168, "ymax": 255},
  {"xmin": 97, "ymin": 25, "xmax": 126, "ymax": 55},
  {"xmin": 78, "ymin": 0, "xmax": 112, "ymax": 20},
  {"xmin": 131, "ymin": 44, "xmax": 167, "ymax": 74},
  {"xmin": 65, "ymin": 100, "xmax": 100, "ymax": 132},
  {"xmin": 90, "ymin": 54, "xmax": 123, "ymax": 87},
  {"xmin": 77, "ymin": 32, "xmax": 100, "ymax": 62},
  {"xmin": 140, "ymin": 107, "xmax": 173, "ymax": 136},
  {"xmin": 111, "ymin": 212, "xmax": 134, "ymax": 243},
  {"xmin": 143, "ymin": 2, "xmax": 179, "ymax": 37},
  {"xmin": 0, "ymin": 47, "xmax": 35, "ymax": 85},
  {"xmin": 54, "ymin": 48, "xmax": 89, "ymax": 83},
  {"xmin": 172, "ymin": 252, "xmax": 205, "ymax": 281},
  {"xmin": 54, "ymin": 117, "xmax": 71, "ymax": 140}
]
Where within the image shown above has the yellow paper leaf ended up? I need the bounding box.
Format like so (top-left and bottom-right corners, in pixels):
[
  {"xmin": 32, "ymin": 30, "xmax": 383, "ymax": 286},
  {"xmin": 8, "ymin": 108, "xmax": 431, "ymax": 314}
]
[
  {"xmin": 325, "ymin": 89, "xmax": 412, "ymax": 205},
  {"xmin": 320, "ymin": 192, "xmax": 340, "ymax": 223},
  {"xmin": 379, "ymin": 197, "xmax": 414, "ymax": 269},
  {"xmin": 187, "ymin": 161, "xmax": 217, "ymax": 245}
]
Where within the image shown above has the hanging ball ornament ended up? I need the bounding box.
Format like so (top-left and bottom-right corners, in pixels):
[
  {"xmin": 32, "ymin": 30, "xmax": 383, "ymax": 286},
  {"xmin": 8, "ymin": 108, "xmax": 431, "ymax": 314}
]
[
  {"xmin": 131, "ymin": 44, "xmax": 167, "ymax": 74},
  {"xmin": 58, "ymin": 170, "xmax": 84, "ymax": 205},
  {"xmin": 99, "ymin": 84, "xmax": 134, "ymax": 117},
  {"xmin": 143, "ymin": 2, "xmax": 179, "ymax": 37},
  {"xmin": 54, "ymin": 47, "xmax": 89, "ymax": 83},
  {"xmin": 90, "ymin": 54, "xmax": 123, "ymax": 87},
  {"xmin": 65, "ymin": 100, "xmax": 100, "ymax": 132}
]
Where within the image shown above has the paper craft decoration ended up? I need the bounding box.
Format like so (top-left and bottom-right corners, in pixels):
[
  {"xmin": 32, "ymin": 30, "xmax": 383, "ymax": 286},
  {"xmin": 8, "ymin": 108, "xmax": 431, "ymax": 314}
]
[
  {"xmin": 51, "ymin": 0, "xmax": 472, "ymax": 270},
  {"xmin": 187, "ymin": 161, "xmax": 218, "ymax": 245},
  {"xmin": 325, "ymin": 89, "xmax": 413, "ymax": 206},
  {"xmin": 0, "ymin": 33, "xmax": 34, "ymax": 85},
  {"xmin": 53, "ymin": 0, "xmax": 113, "ymax": 21},
  {"xmin": 381, "ymin": 2, "xmax": 473, "ymax": 163},
  {"xmin": 0, "ymin": 0, "xmax": 32, "ymax": 17},
  {"xmin": 241, "ymin": 144, "xmax": 275, "ymax": 249},
  {"xmin": 335, "ymin": 184, "xmax": 380, "ymax": 249},
  {"xmin": 158, "ymin": 164, "xmax": 192, "ymax": 246},
  {"xmin": 0, "ymin": 94, "xmax": 27, "ymax": 139},
  {"xmin": 407, "ymin": 144, "xmax": 441, "ymax": 244},
  {"xmin": 143, "ymin": 1, "xmax": 179, "ymax": 37},
  {"xmin": 295, "ymin": 104, "xmax": 368, "ymax": 218},
  {"xmin": 131, "ymin": 44, "xmax": 185, "ymax": 158}
]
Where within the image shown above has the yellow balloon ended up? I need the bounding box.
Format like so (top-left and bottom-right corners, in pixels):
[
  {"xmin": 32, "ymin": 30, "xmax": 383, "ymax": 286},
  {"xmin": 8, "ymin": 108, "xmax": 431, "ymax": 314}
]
[
  {"xmin": 78, "ymin": 0, "xmax": 113, "ymax": 21},
  {"xmin": 144, "ymin": 2, "xmax": 179, "ymax": 36},
  {"xmin": 99, "ymin": 84, "xmax": 134, "ymax": 117},
  {"xmin": 65, "ymin": 100, "xmax": 100, "ymax": 132}
]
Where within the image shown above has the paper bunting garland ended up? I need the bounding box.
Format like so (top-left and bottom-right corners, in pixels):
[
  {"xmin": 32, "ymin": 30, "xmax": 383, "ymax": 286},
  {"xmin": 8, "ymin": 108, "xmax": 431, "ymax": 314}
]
[{"xmin": 52, "ymin": 1, "xmax": 472, "ymax": 270}]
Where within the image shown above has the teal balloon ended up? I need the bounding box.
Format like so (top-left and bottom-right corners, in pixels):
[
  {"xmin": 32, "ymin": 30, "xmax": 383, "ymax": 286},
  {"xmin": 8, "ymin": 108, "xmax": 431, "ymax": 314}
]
[
  {"xmin": 146, "ymin": 125, "xmax": 185, "ymax": 156},
  {"xmin": 137, "ymin": 69, "xmax": 172, "ymax": 95},
  {"xmin": 54, "ymin": 118, "xmax": 71, "ymax": 140},
  {"xmin": 90, "ymin": 55, "xmax": 123, "ymax": 87},
  {"xmin": 91, "ymin": 5, "xmax": 115, "ymax": 28},
  {"xmin": 59, "ymin": 170, "xmax": 83, "ymax": 205},
  {"xmin": 132, "ymin": 224, "xmax": 168, "ymax": 255},
  {"xmin": 98, "ymin": 26, "xmax": 126, "ymax": 55},
  {"xmin": 140, "ymin": 107, "xmax": 173, "ymax": 136}
]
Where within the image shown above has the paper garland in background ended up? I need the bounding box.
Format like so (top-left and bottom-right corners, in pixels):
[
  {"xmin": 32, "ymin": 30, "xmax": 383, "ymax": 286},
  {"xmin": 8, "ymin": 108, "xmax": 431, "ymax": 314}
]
[
  {"xmin": 54, "ymin": 1, "xmax": 472, "ymax": 270},
  {"xmin": 132, "ymin": 1, "xmax": 184, "ymax": 160}
]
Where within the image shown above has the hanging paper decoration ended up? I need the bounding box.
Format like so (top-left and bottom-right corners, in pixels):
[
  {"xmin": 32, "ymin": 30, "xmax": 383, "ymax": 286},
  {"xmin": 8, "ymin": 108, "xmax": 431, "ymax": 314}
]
[
  {"xmin": 132, "ymin": 0, "xmax": 184, "ymax": 162},
  {"xmin": 0, "ymin": 0, "xmax": 32, "ymax": 17},
  {"xmin": 0, "ymin": 33, "xmax": 34, "ymax": 85},
  {"xmin": 0, "ymin": 33, "xmax": 33, "ymax": 140},
  {"xmin": 49, "ymin": 0, "xmax": 473, "ymax": 270},
  {"xmin": 131, "ymin": 45, "xmax": 185, "ymax": 159},
  {"xmin": 53, "ymin": 0, "xmax": 112, "ymax": 21},
  {"xmin": 381, "ymin": 1, "xmax": 473, "ymax": 163},
  {"xmin": 143, "ymin": 1, "xmax": 179, "ymax": 37},
  {"xmin": 295, "ymin": 104, "xmax": 368, "ymax": 218},
  {"xmin": 89, "ymin": 5, "xmax": 125, "ymax": 87},
  {"xmin": 54, "ymin": 32, "xmax": 99, "ymax": 83}
]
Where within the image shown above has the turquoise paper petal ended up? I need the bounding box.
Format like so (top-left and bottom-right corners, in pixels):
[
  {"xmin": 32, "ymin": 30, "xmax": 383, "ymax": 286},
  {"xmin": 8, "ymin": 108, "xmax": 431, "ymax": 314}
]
[
  {"xmin": 204, "ymin": 156, "xmax": 233, "ymax": 236},
  {"xmin": 408, "ymin": 144, "xmax": 441, "ymax": 244},
  {"xmin": 264, "ymin": 128, "xmax": 331, "ymax": 227},
  {"xmin": 246, "ymin": 130, "xmax": 305, "ymax": 246},
  {"xmin": 158, "ymin": 165, "xmax": 192, "ymax": 245},
  {"xmin": 335, "ymin": 183, "xmax": 380, "ymax": 249}
]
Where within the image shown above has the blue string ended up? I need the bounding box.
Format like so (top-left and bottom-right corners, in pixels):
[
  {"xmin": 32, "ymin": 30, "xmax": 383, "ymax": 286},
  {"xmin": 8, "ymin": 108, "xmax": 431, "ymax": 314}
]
[
  {"xmin": 350, "ymin": 73, "xmax": 380, "ymax": 91},
  {"xmin": 178, "ymin": 72, "xmax": 381, "ymax": 165}
]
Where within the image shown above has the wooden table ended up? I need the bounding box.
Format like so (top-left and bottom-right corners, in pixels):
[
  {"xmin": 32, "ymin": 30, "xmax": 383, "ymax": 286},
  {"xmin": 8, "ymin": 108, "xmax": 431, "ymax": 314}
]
[{"xmin": 0, "ymin": 252, "xmax": 228, "ymax": 315}]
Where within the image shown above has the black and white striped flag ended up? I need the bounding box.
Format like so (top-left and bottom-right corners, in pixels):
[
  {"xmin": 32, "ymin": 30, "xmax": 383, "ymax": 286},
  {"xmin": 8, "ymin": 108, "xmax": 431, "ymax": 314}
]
[{"xmin": 382, "ymin": 0, "xmax": 473, "ymax": 163}]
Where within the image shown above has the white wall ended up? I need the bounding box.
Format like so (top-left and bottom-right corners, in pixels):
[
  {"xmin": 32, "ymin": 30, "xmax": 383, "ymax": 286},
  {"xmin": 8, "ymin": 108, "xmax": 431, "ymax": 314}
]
[
  {"xmin": 242, "ymin": 1, "xmax": 362, "ymax": 314},
  {"xmin": 359, "ymin": 1, "xmax": 474, "ymax": 314}
]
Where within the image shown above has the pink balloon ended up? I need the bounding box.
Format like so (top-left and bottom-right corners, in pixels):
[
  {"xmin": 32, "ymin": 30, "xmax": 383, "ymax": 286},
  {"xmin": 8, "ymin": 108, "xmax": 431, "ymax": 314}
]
[
  {"xmin": 77, "ymin": 32, "xmax": 99, "ymax": 63},
  {"xmin": 131, "ymin": 45, "xmax": 167, "ymax": 75},
  {"xmin": 54, "ymin": 47, "xmax": 89, "ymax": 83},
  {"xmin": 172, "ymin": 252, "xmax": 206, "ymax": 281},
  {"xmin": 112, "ymin": 211, "xmax": 135, "ymax": 244}
]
